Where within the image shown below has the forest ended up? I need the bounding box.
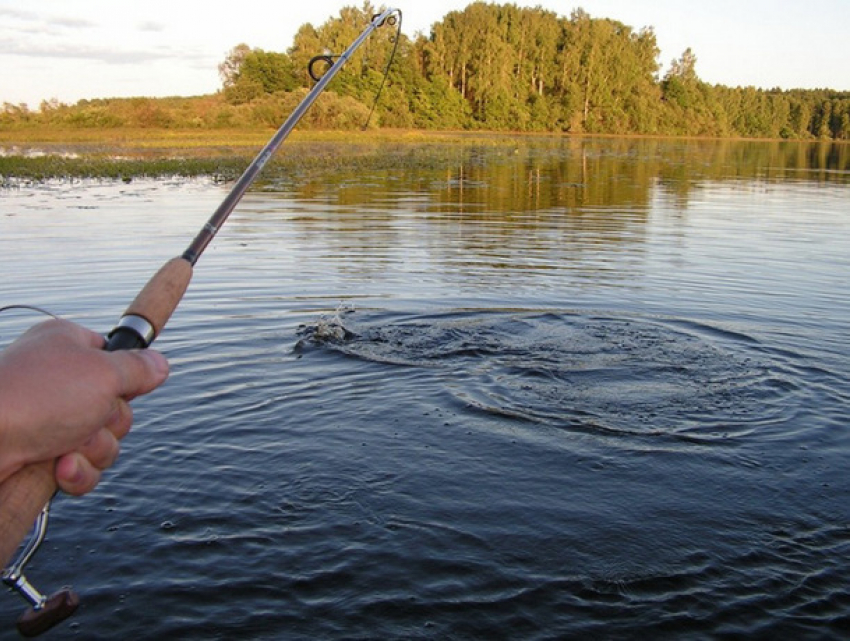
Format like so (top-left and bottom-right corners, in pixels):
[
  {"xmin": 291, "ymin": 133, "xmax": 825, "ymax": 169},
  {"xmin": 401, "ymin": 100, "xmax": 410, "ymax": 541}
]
[{"xmin": 3, "ymin": 2, "xmax": 849, "ymax": 140}]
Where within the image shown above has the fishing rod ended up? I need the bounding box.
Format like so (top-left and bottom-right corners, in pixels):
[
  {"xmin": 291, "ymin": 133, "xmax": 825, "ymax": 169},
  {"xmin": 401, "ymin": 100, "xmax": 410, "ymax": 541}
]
[{"xmin": 0, "ymin": 8, "xmax": 401, "ymax": 636}]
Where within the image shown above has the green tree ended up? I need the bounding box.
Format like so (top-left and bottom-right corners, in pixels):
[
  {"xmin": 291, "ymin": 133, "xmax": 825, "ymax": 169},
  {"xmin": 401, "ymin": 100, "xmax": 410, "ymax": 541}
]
[
  {"xmin": 813, "ymin": 100, "xmax": 833, "ymax": 139},
  {"xmin": 662, "ymin": 51, "xmax": 697, "ymax": 109},
  {"xmin": 219, "ymin": 44, "xmax": 298, "ymax": 104},
  {"xmin": 219, "ymin": 44, "xmax": 251, "ymax": 88},
  {"xmin": 16, "ymin": 2, "xmax": 846, "ymax": 138},
  {"xmin": 558, "ymin": 10, "xmax": 660, "ymax": 133}
]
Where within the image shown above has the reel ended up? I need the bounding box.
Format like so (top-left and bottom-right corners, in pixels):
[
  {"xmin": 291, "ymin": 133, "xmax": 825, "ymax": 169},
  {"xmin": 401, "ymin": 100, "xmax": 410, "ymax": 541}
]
[{"xmin": 3, "ymin": 503, "xmax": 79, "ymax": 637}]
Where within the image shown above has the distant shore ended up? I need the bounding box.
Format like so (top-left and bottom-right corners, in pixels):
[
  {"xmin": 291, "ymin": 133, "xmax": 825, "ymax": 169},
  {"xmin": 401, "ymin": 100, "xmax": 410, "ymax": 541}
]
[{"xmin": 1, "ymin": 126, "xmax": 846, "ymax": 182}]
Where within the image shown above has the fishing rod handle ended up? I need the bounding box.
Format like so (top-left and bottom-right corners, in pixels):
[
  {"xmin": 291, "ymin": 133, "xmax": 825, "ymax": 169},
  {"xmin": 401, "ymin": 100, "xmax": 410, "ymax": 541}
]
[
  {"xmin": 106, "ymin": 257, "xmax": 193, "ymax": 350},
  {"xmin": 0, "ymin": 463, "xmax": 55, "ymax": 574},
  {"xmin": 0, "ymin": 462, "xmax": 76, "ymax": 638},
  {"xmin": 0, "ymin": 256, "xmax": 192, "ymax": 567},
  {"xmin": 0, "ymin": 256, "xmax": 192, "ymax": 635}
]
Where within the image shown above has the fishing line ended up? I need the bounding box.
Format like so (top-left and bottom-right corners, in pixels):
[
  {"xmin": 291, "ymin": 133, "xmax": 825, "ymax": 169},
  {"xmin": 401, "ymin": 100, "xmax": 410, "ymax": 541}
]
[
  {"xmin": 307, "ymin": 11, "xmax": 403, "ymax": 131},
  {"xmin": 0, "ymin": 305, "xmax": 59, "ymax": 321},
  {"xmin": 0, "ymin": 305, "xmax": 60, "ymax": 346},
  {"xmin": 363, "ymin": 11, "xmax": 403, "ymax": 130}
]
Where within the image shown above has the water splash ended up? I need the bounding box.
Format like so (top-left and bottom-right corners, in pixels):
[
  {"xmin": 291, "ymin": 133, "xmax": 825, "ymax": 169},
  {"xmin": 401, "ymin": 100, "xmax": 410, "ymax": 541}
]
[
  {"xmin": 308, "ymin": 309, "xmax": 801, "ymax": 444},
  {"xmin": 295, "ymin": 302, "xmax": 357, "ymax": 348}
]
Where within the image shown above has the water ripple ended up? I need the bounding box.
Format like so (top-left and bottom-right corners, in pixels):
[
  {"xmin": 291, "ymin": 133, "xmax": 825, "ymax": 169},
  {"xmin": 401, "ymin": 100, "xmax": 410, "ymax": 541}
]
[{"xmin": 302, "ymin": 308, "xmax": 806, "ymax": 446}]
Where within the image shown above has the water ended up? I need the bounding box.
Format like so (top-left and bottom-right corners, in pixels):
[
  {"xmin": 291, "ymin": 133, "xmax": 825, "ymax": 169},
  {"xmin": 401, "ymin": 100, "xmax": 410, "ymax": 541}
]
[{"xmin": 1, "ymin": 137, "xmax": 849, "ymax": 639}]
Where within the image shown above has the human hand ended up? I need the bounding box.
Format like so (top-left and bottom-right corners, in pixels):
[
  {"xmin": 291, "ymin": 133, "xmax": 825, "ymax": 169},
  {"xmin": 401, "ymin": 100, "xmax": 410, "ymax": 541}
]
[{"xmin": 0, "ymin": 318, "xmax": 168, "ymax": 496}]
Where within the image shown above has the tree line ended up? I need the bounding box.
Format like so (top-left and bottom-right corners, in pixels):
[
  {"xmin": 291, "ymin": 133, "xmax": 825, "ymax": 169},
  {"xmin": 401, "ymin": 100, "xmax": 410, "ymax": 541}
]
[{"xmin": 3, "ymin": 2, "xmax": 848, "ymax": 140}]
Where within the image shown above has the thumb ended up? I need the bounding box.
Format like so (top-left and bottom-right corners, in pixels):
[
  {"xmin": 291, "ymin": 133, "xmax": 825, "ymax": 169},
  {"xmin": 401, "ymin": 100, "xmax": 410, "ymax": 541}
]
[{"xmin": 107, "ymin": 349, "xmax": 170, "ymax": 399}]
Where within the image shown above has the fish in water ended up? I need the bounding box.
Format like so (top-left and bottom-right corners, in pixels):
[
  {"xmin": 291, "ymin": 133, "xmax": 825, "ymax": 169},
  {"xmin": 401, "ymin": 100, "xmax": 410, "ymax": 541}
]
[{"xmin": 295, "ymin": 304, "xmax": 357, "ymax": 349}]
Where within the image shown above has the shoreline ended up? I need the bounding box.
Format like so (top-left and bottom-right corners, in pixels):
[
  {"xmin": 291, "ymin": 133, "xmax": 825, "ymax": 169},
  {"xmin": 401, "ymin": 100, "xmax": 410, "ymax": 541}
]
[
  {"xmin": 2, "ymin": 125, "xmax": 844, "ymax": 151},
  {"xmin": 2, "ymin": 128, "xmax": 846, "ymax": 182}
]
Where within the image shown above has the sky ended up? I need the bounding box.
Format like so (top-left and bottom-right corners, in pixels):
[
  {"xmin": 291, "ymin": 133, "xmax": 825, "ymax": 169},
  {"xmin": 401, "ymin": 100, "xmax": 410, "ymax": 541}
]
[{"xmin": 1, "ymin": 0, "xmax": 847, "ymax": 109}]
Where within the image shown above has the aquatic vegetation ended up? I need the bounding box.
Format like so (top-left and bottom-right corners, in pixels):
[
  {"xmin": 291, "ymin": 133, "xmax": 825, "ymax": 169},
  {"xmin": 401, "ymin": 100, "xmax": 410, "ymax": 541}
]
[
  {"xmin": 0, "ymin": 154, "xmax": 250, "ymax": 184},
  {"xmin": 0, "ymin": 129, "xmax": 489, "ymax": 183}
]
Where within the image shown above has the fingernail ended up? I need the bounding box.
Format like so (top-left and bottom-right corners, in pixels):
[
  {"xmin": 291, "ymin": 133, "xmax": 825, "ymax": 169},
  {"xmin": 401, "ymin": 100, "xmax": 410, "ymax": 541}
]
[
  {"xmin": 67, "ymin": 456, "xmax": 84, "ymax": 484},
  {"xmin": 142, "ymin": 350, "xmax": 169, "ymax": 378}
]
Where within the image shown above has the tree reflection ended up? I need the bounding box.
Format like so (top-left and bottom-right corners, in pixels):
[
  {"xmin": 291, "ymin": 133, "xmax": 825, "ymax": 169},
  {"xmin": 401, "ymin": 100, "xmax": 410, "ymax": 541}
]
[{"xmin": 248, "ymin": 137, "xmax": 846, "ymax": 281}]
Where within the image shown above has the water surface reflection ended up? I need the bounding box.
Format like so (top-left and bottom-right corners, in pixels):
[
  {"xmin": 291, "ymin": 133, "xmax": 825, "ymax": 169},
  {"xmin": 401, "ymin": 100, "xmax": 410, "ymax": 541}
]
[{"xmin": 0, "ymin": 137, "xmax": 848, "ymax": 639}]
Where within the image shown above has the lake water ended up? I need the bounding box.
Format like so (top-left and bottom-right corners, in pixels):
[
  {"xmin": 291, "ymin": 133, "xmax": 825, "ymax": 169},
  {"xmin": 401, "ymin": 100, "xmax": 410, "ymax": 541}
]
[{"xmin": 1, "ymin": 137, "xmax": 849, "ymax": 639}]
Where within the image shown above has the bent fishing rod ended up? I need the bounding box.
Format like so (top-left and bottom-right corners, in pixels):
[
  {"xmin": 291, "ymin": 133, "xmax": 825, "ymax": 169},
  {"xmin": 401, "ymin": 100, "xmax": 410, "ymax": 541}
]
[{"xmin": 0, "ymin": 8, "xmax": 400, "ymax": 636}]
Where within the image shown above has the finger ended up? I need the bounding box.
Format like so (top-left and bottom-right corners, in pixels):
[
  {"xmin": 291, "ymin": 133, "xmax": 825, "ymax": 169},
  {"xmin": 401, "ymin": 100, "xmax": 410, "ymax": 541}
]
[
  {"xmin": 75, "ymin": 320, "xmax": 107, "ymax": 350},
  {"xmin": 55, "ymin": 452, "xmax": 102, "ymax": 497},
  {"xmin": 24, "ymin": 318, "xmax": 105, "ymax": 350},
  {"xmin": 106, "ymin": 349, "xmax": 170, "ymax": 399},
  {"xmin": 104, "ymin": 398, "xmax": 134, "ymax": 441},
  {"xmin": 76, "ymin": 429, "xmax": 121, "ymax": 471}
]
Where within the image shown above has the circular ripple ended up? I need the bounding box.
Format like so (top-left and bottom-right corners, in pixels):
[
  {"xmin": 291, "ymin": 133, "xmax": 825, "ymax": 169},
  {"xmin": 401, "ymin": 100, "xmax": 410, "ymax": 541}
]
[{"xmin": 301, "ymin": 309, "xmax": 801, "ymax": 443}]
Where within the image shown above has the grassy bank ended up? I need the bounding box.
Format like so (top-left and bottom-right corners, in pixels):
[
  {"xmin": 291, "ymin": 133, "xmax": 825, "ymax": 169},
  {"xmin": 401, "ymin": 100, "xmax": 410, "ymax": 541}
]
[
  {"xmin": 0, "ymin": 127, "xmax": 493, "ymax": 181},
  {"xmin": 0, "ymin": 126, "xmax": 499, "ymax": 152}
]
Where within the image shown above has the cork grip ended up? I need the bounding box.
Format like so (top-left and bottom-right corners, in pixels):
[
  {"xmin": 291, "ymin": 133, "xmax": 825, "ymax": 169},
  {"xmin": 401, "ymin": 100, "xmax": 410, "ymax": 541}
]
[
  {"xmin": 122, "ymin": 257, "xmax": 193, "ymax": 339},
  {"xmin": 0, "ymin": 461, "xmax": 54, "ymax": 569}
]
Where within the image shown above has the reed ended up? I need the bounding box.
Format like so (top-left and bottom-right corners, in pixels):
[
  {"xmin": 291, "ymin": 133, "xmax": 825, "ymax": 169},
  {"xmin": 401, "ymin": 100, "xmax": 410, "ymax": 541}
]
[
  {"xmin": 0, "ymin": 127, "xmax": 505, "ymax": 182},
  {"xmin": 0, "ymin": 127, "xmax": 516, "ymax": 185}
]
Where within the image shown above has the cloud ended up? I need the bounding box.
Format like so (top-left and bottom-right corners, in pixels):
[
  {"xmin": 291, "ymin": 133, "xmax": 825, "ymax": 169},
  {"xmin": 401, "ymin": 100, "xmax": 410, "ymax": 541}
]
[
  {"xmin": 48, "ymin": 15, "xmax": 97, "ymax": 29},
  {"xmin": 0, "ymin": 7, "xmax": 96, "ymax": 30},
  {"xmin": 0, "ymin": 5, "xmax": 214, "ymax": 71},
  {"xmin": 137, "ymin": 20, "xmax": 166, "ymax": 33},
  {"xmin": 0, "ymin": 36, "xmax": 210, "ymax": 66},
  {"xmin": 0, "ymin": 7, "xmax": 36, "ymax": 20}
]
